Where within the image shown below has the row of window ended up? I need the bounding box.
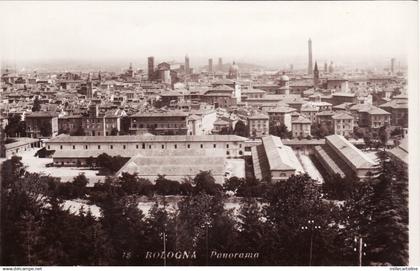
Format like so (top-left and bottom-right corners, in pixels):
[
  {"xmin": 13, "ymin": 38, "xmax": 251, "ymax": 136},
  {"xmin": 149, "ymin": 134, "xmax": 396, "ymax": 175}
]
[
  {"xmin": 336, "ymin": 125, "xmax": 352, "ymax": 130},
  {"xmin": 132, "ymin": 123, "xmax": 185, "ymax": 129},
  {"xmin": 250, "ymin": 119, "xmax": 268, "ymax": 123},
  {"xmin": 55, "ymin": 150, "xmax": 240, "ymax": 161},
  {"xmin": 335, "ymin": 119, "xmax": 353, "ymax": 123},
  {"xmin": 54, "ymin": 143, "xmax": 239, "ymax": 150},
  {"xmin": 371, "ymin": 116, "xmax": 390, "ymax": 121}
]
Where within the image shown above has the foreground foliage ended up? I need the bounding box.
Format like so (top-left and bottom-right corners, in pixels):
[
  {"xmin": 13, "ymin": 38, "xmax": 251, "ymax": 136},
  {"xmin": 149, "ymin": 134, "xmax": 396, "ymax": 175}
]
[{"xmin": 0, "ymin": 153, "xmax": 408, "ymax": 266}]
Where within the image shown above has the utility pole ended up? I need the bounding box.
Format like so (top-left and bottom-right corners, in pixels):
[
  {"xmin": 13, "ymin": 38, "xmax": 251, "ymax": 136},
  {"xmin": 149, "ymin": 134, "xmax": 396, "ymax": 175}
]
[
  {"xmin": 162, "ymin": 195, "xmax": 168, "ymax": 267},
  {"xmin": 163, "ymin": 232, "xmax": 167, "ymax": 267},
  {"xmin": 358, "ymin": 237, "xmax": 363, "ymax": 266},
  {"xmin": 354, "ymin": 236, "xmax": 367, "ymax": 266},
  {"xmin": 301, "ymin": 219, "xmax": 321, "ymax": 266},
  {"xmin": 309, "ymin": 230, "xmax": 314, "ymax": 266}
]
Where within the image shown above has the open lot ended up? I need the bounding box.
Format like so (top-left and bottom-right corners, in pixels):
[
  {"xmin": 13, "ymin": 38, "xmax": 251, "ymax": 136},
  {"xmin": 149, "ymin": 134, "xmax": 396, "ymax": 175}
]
[
  {"xmin": 18, "ymin": 148, "xmax": 104, "ymax": 186},
  {"xmin": 224, "ymin": 158, "xmax": 245, "ymax": 181}
]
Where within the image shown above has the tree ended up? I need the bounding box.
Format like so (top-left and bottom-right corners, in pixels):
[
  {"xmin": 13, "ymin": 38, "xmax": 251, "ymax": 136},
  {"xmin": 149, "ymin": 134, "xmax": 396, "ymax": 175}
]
[
  {"xmin": 390, "ymin": 127, "xmax": 403, "ymax": 137},
  {"xmin": 233, "ymin": 120, "xmax": 248, "ymax": 137},
  {"xmin": 193, "ymin": 171, "xmax": 223, "ymax": 196},
  {"xmin": 39, "ymin": 121, "xmax": 52, "ymax": 137},
  {"xmin": 322, "ymin": 173, "xmax": 358, "ymax": 201},
  {"xmin": 310, "ymin": 124, "xmax": 320, "ymax": 139},
  {"xmin": 100, "ymin": 195, "xmax": 147, "ymax": 265},
  {"xmin": 270, "ymin": 123, "xmax": 290, "ymax": 139},
  {"xmin": 223, "ymin": 176, "xmax": 244, "ymax": 193},
  {"xmin": 71, "ymin": 125, "xmax": 85, "ymax": 136},
  {"xmin": 262, "ymin": 174, "xmax": 343, "ymax": 265},
  {"xmin": 176, "ymin": 192, "xmax": 237, "ymax": 265},
  {"xmin": 251, "ymin": 128, "xmax": 257, "ymax": 139},
  {"xmin": 219, "ymin": 126, "xmax": 232, "ymax": 135},
  {"xmin": 72, "ymin": 173, "xmax": 89, "ymax": 198},
  {"xmin": 4, "ymin": 114, "xmax": 26, "ymax": 137},
  {"xmin": 119, "ymin": 117, "xmax": 131, "ymax": 135},
  {"xmin": 378, "ymin": 125, "xmax": 389, "ymax": 149},
  {"xmin": 363, "ymin": 132, "xmax": 372, "ymax": 149},
  {"xmin": 319, "ymin": 122, "xmax": 331, "ymax": 137},
  {"xmin": 1, "ymin": 158, "xmax": 49, "ymax": 265},
  {"xmin": 58, "ymin": 128, "xmax": 69, "ymax": 135},
  {"xmin": 32, "ymin": 96, "xmax": 41, "ymax": 112},
  {"xmin": 342, "ymin": 152, "xmax": 408, "ymax": 266},
  {"xmin": 86, "ymin": 156, "xmax": 95, "ymax": 169},
  {"xmin": 179, "ymin": 178, "xmax": 194, "ymax": 196},
  {"xmin": 74, "ymin": 208, "xmax": 113, "ymax": 265},
  {"xmin": 110, "ymin": 128, "xmax": 119, "ymax": 136},
  {"xmin": 235, "ymin": 197, "xmax": 265, "ymax": 265},
  {"xmin": 96, "ymin": 153, "xmax": 128, "ymax": 174},
  {"xmin": 154, "ymin": 175, "xmax": 180, "ymax": 195}
]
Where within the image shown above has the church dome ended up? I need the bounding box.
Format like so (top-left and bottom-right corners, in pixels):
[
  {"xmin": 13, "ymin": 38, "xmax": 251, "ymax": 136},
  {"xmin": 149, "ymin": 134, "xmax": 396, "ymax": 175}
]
[
  {"xmin": 279, "ymin": 71, "xmax": 289, "ymax": 81},
  {"xmin": 229, "ymin": 61, "xmax": 239, "ymax": 73},
  {"xmin": 280, "ymin": 74, "xmax": 289, "ymax": 81},
  {"xmin": 228, "ymin": 61, "xmax": 240, "ymax": 79}
]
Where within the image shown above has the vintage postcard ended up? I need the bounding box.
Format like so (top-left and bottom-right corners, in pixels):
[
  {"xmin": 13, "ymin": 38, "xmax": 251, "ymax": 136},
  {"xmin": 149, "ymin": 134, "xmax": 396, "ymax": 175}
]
[{"xmin": 0, "ymin": 1, "xmax": 418, "ymax": 268}]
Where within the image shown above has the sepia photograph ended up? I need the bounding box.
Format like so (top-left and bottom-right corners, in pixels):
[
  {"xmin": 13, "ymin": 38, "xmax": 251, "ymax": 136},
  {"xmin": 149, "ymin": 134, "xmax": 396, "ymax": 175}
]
[{"xmin": 0, "ymin": 0, "xmax": 419, "ymax": 268}]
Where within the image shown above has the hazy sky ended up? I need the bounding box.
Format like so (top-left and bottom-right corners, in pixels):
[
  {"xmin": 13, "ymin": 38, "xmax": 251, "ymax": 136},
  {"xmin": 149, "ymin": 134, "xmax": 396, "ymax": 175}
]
[{"xmin": 0, "ymin": 1, "xmax": 417, "ymax": 69}]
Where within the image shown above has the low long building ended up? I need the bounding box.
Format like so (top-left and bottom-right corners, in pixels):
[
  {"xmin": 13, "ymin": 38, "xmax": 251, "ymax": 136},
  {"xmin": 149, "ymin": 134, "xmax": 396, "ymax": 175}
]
[
  {"xmin": 314, "ymin": 134, "xmax": 377, "ymax": 180},
  {"xmin": 116, "ymin": 149, "xmax": 226, "ymax": 183},
  {"xmin": 386, "ymin": 136, "xmax": 408, "ymax": 169},
  {"xmin": 3, "ymin": 137, "xmax": 41, "ymax": 159},
  {"xmin": 251, "ymin": 135, "xmax": 304, "ymax": 182},
  {"xmin": 46, "ymin": 134, "xmax": 247, "ymax": 166}
]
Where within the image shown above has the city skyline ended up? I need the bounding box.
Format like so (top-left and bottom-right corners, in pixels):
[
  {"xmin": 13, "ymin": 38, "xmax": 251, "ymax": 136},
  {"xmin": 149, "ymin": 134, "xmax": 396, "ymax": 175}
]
[{"xmin": 0, "ymin": 1, "xmax": 415, "ymax": 70}]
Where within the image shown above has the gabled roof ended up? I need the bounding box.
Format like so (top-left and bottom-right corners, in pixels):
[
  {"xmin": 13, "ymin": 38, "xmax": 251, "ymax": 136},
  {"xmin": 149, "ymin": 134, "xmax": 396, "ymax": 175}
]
[
  {"xmin": 368, "ymin": 107, "xmax": 391, "ymax": 115},
  {"xmin": 292, "ymin": 116, "xmax": 311, "ymax": 124},
  {"xmin": 210, "ymin": 85, "xmax": 234, "ymax": 92},
  {"xmin": 261, "ymin": 136, "xmax": 304, "ymax": 172},
  {"xmin": 116, "ymin": 150, "xmax": 226, "ymax": 182},
  {"xmin": 349, "ymin": 103, "xmax": 371, "ymax": 112},
  {"xmin": 242, "ymin": 88, "xmax": 266, "ymax": 94},
  {"xmin": 248, "ymin": 113, "xmax": 269, "ymax": 120},
  {"xmin": 333, "ymin": 102, "xmax": 353, "ymax": 110},
  {"xmin": 301, "ymin": 104, "xmax": 319, "ymax": 112},
  {"xmin": 332, "ymin": 112, "xmax": 354, "ymax": 120},
  {"xmin": 267, "ymin": 106, "xmax": 296, "ymax": 113},
  {"xmin": 387, "ymin": 137, "xmax": 408, "ymax": 165},
  {"xmin": 332, "ymin": 92, "xmax": 355, "ymax": 97},
  {"xmin": 379, "ymin": 100, "xmax": 408, "ymax": 110},
  {"xmin": 187, "ymin": 114, "xmax": 201, "ymax": 121},
  {"xmin": 316, "ymin": 110, "xmax": 335, "ymax": 116},
  {"xmin": 212, "ymin": 79, "xmax": 235, "ymax": 85},
  {"xmin": 326, "ymin": 134, "xmax": 377, "ymax": 169}
]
